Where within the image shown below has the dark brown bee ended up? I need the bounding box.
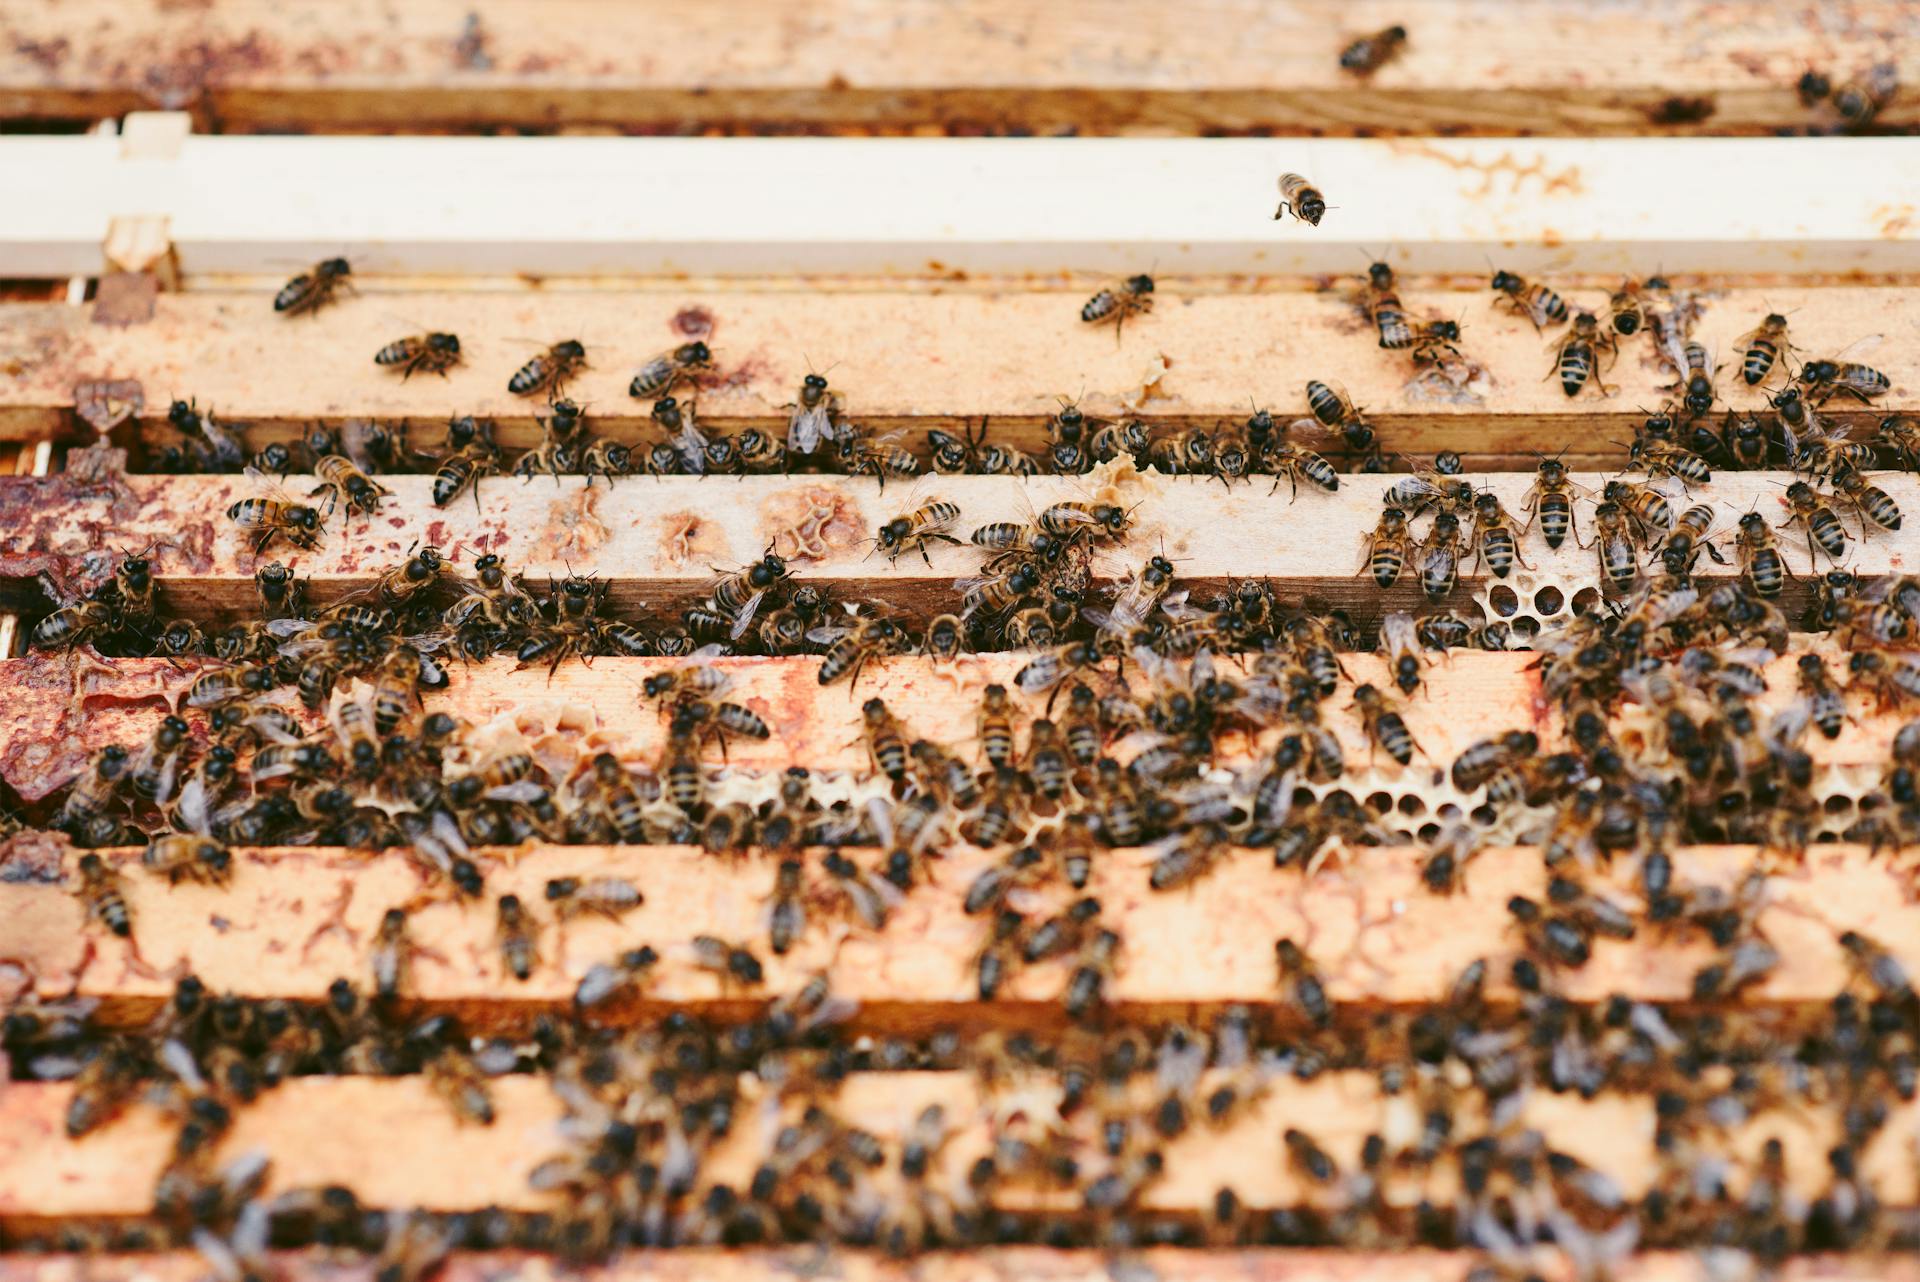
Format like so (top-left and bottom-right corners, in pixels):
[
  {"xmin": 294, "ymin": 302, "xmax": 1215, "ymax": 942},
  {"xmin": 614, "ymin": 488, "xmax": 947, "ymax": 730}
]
[
  {"xmin": 141, "ymin": 834, "xmax": 232, "ymax": 886},
  {"xmin": 1875, "ymin": 413, "xmax": 1920, "ymax": 470},
  {"xmin": 1063, "ymin": 928, "xmax": 1120, "ymax": 1021},
  {"xmin": 1081, "ymin": 274, "xmax": 1155, "ymax": 339},
  {"xmin": 1417, "ymin": 511, "xmax": 1463, "ymax": 600},
  {"xmin": 1376, "ymin": 612, "xmax": 1424, "ymax": 696},
  {"xmin": 873, "ymin": 500, "xmax": 962, "ymax": 565},
  {"xmin": 1725, "ymin": 409, "xmax": 1778, "ymax": 469},
  {"xmin": 227, "ymin": 495, "xmax": 325, "ymax": 553},
  {"xmin": 1338, "ymin": 25, "xmax": 1406, "ymax": 74},
  {"xmin": 691, "ymin": 935, "xmax": 765, "ymax": 987},
  {"xmin": 375, "ymin": 332, "xmax": 461, "ymax": 379},
  {"xmin": 921, "ymin": 613, "xmax": 964, "ymax": 660},
  {"xmin": 710, "ymin": 551, "xmax": 790, "ymax": 639},
  {"xmin": 1491, "ymin": 268, "xmax": 1567, "ymax": 330},
  {"xmin": 1734, "ymin": 312, "xmax": 1792, "ymax": 386},
  {"xmin": 1796, "ymin": 653, "xmax": 1847, "ymax": 740},
  {"xmin": 629, "ymin": 341, "xmax": 713, "ymax": 399},
  {"xmin": 494, "ymin": 894, "xmax": 539, "ymax": 981},
  {"xmin": 1781, "ymin": 479, "xmax": 1849, "ymax": 563},
  {"xmin": 1605, "ymin": 279, "xmax": 1645, "ymax": 336},
  {"xmin": 1832, "ymin": 63, "xmax": 1898, "ymax": 128},
  {"xmin": 1522, "ymin": 456, "xmax": 1578, "ymax": 548},
  {"xmin": 1469, "ymin": 491, "xmax": 1529, "ymax": 579},
  {"xmin": 1305, "ymin": 378, "xmax": 1360, "ymax": 429},
  {"xmin": 1586, "ymin": 500, "xmax": 1637, "ymax": 592},
  {"xmin": 1088, "ymin": 416, "xmax": 1151, "ymax": 466},
  {"xmin": 768, "ymin": 859, "xmax": 807, "ymax": 955},
  {"xmin": 1275, "ymin": 938, "xmax": 1330, "ymax": 1028},
  {"xmin": 1676, "ymin": 340, "xmax": 1716, "ymax": 416},
  {"xmin": 1800, "ymin": 350, "xmax": 1891, "ymax": 404},
  {"xmin": 74, "ymin": 854, "xmax": 132, "ymax": 938},
  {"xmin": 1267, "ymin": 442, "xmax": 1339, "ymax": 499},
  {"xmin": 507, "ymin": 340, "xmax": 587, "ymax": 398},
  {"xmin": 1274, "ymin": 172, "xmax": 1329, "ymax": 226},
  {"xmin": 1734, "ymin": 510, "xmax": 1789, "ymax": 598},
  {"xmin": 274, "ymin": 257, "xmax": 351, "ymax": 315},
  {"xmin": 1149, "ymin": 427, "xmax": 1214, "ymax": 477},
  {"xmin": 1829, "ymin": 464, "xmax": 1903, "ymax": 533},
  {"xmin": 1549, "ymin": 312, "xmax": 1615, "ymax": 398},
  {"xmin": 574, "ymin": 944, "xmax": 660, "ymax": 1010},
  {"xmin": 545, "ymin": 876, "xmax": 644, "ymax": 922},
  {"xmin": 1362, "ymin": 261, "xmax": 1412, "ymax": 349},
  {"xmin": 1351, "ymin": 682, "xmax": 1418, "ymax": 765}
]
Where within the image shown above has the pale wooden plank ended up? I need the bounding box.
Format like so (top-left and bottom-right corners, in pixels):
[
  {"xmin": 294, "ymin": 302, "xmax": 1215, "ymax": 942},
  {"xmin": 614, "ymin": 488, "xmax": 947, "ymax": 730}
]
[{"xmin": 0, "ymin": 1, "xmax": 1912, "ymax": 136}]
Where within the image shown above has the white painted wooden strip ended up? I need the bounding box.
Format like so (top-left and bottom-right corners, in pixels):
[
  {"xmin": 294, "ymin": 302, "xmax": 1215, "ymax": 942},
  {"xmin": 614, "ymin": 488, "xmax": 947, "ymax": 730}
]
[{"xmin": 1, "ymin": 133, "xmax": 1917, "ymax": 277}]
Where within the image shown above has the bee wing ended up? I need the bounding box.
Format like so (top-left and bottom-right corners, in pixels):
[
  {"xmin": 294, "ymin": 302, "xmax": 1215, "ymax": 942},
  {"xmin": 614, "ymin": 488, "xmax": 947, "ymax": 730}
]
[
  {"xmin": 484, "ymin": 780, "xmax": 550, "ymax": 804},
  {"xmin": 242, "ymin": 466, "xmax": 304, "ymax": 506},
  {"xmin": 804, "ymin": 622, "xmax": 853, "ymax": 646},
  {"xmin": 1378, "ymin": 612, "xmax": 1417, "ymax": 653},
  {"xmin": 728, "ymin": 589, "xmax": 768, "ymax": 640},
  {"xmin": 671, "ymin": 417, "xmax": 712, "ymax": 474},
  {"xmin": 1828, "ymin": 333, "xmax": 1885, "ymax": 363},
  {"xmin": 788, "ymin": 405, "xmax": 830, "ymax": 455}
]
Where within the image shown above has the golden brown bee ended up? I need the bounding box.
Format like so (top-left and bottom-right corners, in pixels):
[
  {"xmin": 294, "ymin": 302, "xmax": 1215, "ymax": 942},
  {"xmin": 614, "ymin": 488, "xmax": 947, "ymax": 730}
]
[
  {"xmin": 141, "ymin": 834, "xmax": 232, "ymax": 886},
  {"xmin": 1358, "ymin": 506, "xmax": 1411, "ymax": 588},
  {"xmin": 1304, "ymin": 378, "xmax": 1360, "ymax": 429},
  {"xmin": 1549, "ymin": 312, "xmax": 1616, "ymax": 398},
  {"xmin": 1874, "ymin": 413, "xmax": 1920, "ymax": 470},
  {"xmin": 488, "ymin": 894, "xmax": 539, "ymax": 981},
  {"xmin": 1733, "ymin": 312, "xmax": 1792, "ymax": 386},
  {"xmin": 74, "ymin": 853, "xmax": 132, "ymax": 938},
  {"xmin": 921, "ymin": 612, "xmax": 965, "ymax": 660},
  {"xmin": 1275, "ymin": 938, "xmax": 1330, "ymax": 1028},
  {"xmin": 1490, "ymin": 268, "xmax": 1567, "ymax": 331},
  {"xmin": 1274, "ymin": 172, "xmax": 1329, "ymax": 226},
  {"xmin": 1781, "ymin": 479, "xmax": 1849, "ymax": 563},
  {"xmin": 370, "ymin": 645, "xmax": 424, "ymax": 736},
  {"xmin": 975, "ymin": 682, "xmax": 1017, "ymax": 769},
  {"xmin": 274, "ymin": 257, "xmax": 351, "ymax": 315},
  {"xmin": 1375, "ymin": 611, "xmax": 1424, "ymax": 696},
  {"xmin": 1586, "ymin": 500, "xmax": 1638, "ymax": 592},
  {"xmin": 1080, "ymin": 274, "xmax": 1155, "ymax": 339},
  {"xmin": 1674, "ymin": 340, "xmax": 1716, "ymax": 416},
  {"xmin": 375, "ymin": 332, "xmax": 462, "ymax": 379},
  {"xmin": 1014, "ymin": 638, "xmax": 1102, "ymax": 702},
  {"xmin": 813, "ymin": 616, "xmax": 907, "ymax": 691},
  {"xmin": 1628, "ymin": 437, "xmax": 1711, "ymax": 486},
  {"xmin": 1361, "ymin": 261, "xmax": 1412, "ymax": 349},
  {"xmin": 309, "ymin": 454, "xmax": 392, "ymax": 518},
  {"xmin": 507, "ymin": 339, "xmax": 587, "ymax": 398},
  {"xmin": 1605, "ymin": 279, "xmax": 1645, "ymax": 337},
  {"xmin": 1469, "ymin": 491, "xmax": 1530, "ymax": 579},
  {"xmin": 254, "ymin": 559, "xmax": 308, "ymax": 619},
  {"xmin": 629, "ymin": 340, "xmax": 713, "ymax": 400},
  {"xmin": 1601, "ymin": 479, "xmax": 1674, "ymax": 540},
  {"xmin": 227, "ymin": 496, "xmax": 326, "ymax": 553},
  {"xmin": 873, "ymin": 499, "xmax": 962, "ymax": 565},
  {"xmin": 1338, "ymin": 25, "xmax": 1406, "ymax": 74},
  {"xmin": 1267, "ymin": 442, "xmax": 1339, "ymax": 500},
  {"xmin": 710, "ymin": 551, "xmax": 790, "ymax": 639},
  {"xmin": 31, "ymin": 596, "xmax": 114, "ymax": 652},
  {"xmin": 1733, "ymin": 510, "xmax": 1789, "ymax": 598},
  {"xmin": 1417, "ymin": 511, "xmax": 1464, "ymax": 600},
  {"xmin": 1148, "ymin": 426, "xmax": 1215, "ymax": 478}
]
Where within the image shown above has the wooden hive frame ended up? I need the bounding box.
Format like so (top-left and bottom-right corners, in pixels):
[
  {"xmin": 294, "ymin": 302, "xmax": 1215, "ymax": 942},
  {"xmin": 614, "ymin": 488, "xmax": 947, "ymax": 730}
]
[{"xmin": 3, "ymin": 6, "xmax": 1920, "ymax": 1282}]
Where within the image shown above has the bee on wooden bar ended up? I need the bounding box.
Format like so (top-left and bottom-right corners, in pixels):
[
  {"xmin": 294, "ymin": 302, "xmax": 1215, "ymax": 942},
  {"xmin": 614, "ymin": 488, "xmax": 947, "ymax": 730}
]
[
  {"xmin": 1357, "ymin": 507, "xmax": 1411, "ymax": 588},
  {"xmin": 1875, "ymin": 414, "xmax": 1920, "ymax": 470},
  {"xmin": 274, "ymin": 257, "xmax": 351, "ymax": 316},
  {"xmin": 1338, "ymin": 25, "xmax": 1406, "ymax": 74},
  {"xmin": 309, "ymin": 454, "xmax": 392, "ymax": 519},
  {"xmin": 545, "ymin": 876, "xmax": 644, "ymax": 923},
  {"xmin": 1799, "ymin": 343, "xmax": 1891, "ymax": 404},
  {"xmin": 495, "ymin": 894, "xmax": 539, "ymax": 981},
  {"xmin": 1733, "ymin": 312, "xmax": 1793, "ymax": 386},
  {"xmin": 812, "ymin": 615, "xmax": 907, "ymax": 691},
  {"xmin": 1352, "ymin": 682, "xmax": 1420, "ymax": 766},
  {"xmin": 1549, "ymin": 312, "xmax": 1616, "ymax": 398},
  {"xmin": 227, "ymin": 488, "xmax": 326, "ymax": 554},
  {"xmin": 1601, "ymin": 479, "xmax": 1673, "ymax": 541},
  {"xmin": 692, "ymin": 935, "xmax": 765, "ymax": 988},
  {"xmin": 629, "ymin": 340, "xmax": 713, "ymax": 400},
  {"xmin": 1585, "ymin": 500, "xmax": 1638, "ymax": 592},
  {"xmin": 141, "ymin": 835, "xmax": 232, "ymax": 886},
  {"xmin": 1081, "ymin": 273, "xmax": 1155, "ymax": 339},
  {"xmin": 1267, "ymin": 441, "xmax": 1339, "ymax": 499},
  {"xmin": 1274, "ymin": 172, "xmax": 1329, "ymax": 226},
  {"xmin": 507, "ymin": 339, "xmax": 587, "ymax": 398},
  {"xmin": 1491, "ymin": 268, "xmax": 1567, "ymax": 330},
  {"xmin": 1605, "ymin": 279, "xmax": 1646, "ymax": 337},
  {"xmin": 785, "ymin": 370, "xmax": 840, "ymax": 456},
  {"xmin": 1417, "ymin": 511, "xmax": 1464, "ymax": 600},
  {"xmin": 1733, "ymin": 510, "xmax": 1789, "ymax": 597},
  {"xmin": 1627, "ymin": 436, "xmax": 1711, "ymax": 486},
  {"xmin": 1674, "ymin": 340, "xmax": 1717, "ymax": 416},
  {"xmin": 1470, "ymin": 491, "xmax": 1529, "ymax": 579},
  {"xmin": 1376, "ymin": 611, "xmax": 1424, "ymax": 696},
  {"xmin": 1781, "ymin": 479, "xmax": 1849, "ymax": 563},
  {"xmin": 574, "ymin": 945, "xmax": 659, "ymax": 1010},
  {"xmin": 1832, "ymin": 62, "xmax": 1899, "ymax": 128},
  {"xmin": 1362, "ymin": 261, "xmax": 1413, "ymax": 348},
  {"xmin": 374, "ymin": 332, "xmax": 462, "ymax": 379},
  {"xmin": 1305, "ymin": 378, "xmax": 1361, "ymax": 429},
  {"xmin": 873, "ymin": 499, "xmax": 962, "ymax": 565},
  {"xmin": 1829, "ymin": 463, "xmax": 1902, "ymax": 533},
  {"xmin": 74, "ymin": 853, "xmax": 132, "ymax": 938}
]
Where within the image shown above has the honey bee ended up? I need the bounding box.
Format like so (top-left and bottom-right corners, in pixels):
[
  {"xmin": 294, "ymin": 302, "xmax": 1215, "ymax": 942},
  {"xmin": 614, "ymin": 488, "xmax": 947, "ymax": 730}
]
[
  {"xmin": 507, "ymin": 340, "xmax": 587, "ymax": 398},
  {"xmin": 1338, "ymin": 25, "xmax": 1406, "ymax": 74},
  {"xmin": 1602, "ymin": 478, "xmax": 1674, "ymax": 540},
  {"xmin": 1063, "ymin": 927, "xmax": 1121, "ymax": 1021},
  {"xmin": 691, "ymin": 935, "xmax": 765, "ymax": 987},
  {"xmin": 1274, "ymin": 938, "xmax": 1330, "ymax": 1028},
  {"xmin": 1375, "ymin": 611, "xmax": 1424, "ymax": 696},
  {"xmin": 766, "ymin": 858, "xmax": 808, "ymax": 955},
  {"xmin": 1469, "ymin": 491, "xmax": 1529, "ymax": 580},
  {"xmin": 30, "ymin": 593, "xmax": 114, "ymax": 652},
  {"xmin": 1417, "ymin": 511, "xmax": 1464, "ymax": 600},
  {"xmin": 1733, "ymin": 510, "xmax": 1790, "ymax": 598},
  {"xmin": 374, "ymin": 332, "xmax": 462, "ymax": 379},
  {"xmin": 1491, "ymin": 268, "xmax": 1567, "ymax": 330},
  {"xmin": 1080, "ymin": 273, "xmax": 1155, "ymax": 339},
  {"xmin": 1305, "ymin": 378, "xmax": 1361, "ymax": 429},
  {"xmin": 1361, "ymin": 261, "xmax": 1412, "ymax": 349},
  {"xmin": 1605, "ymin": 279, "xmax": 1646, "ymax": 337},
  {"xmin": 710, "ymin": 550, "xmax": 790, "ymax": 639},
  {"xmin": 1149, "ymin": 426, "xmax": 1215, "ymax": 478},
  {"xmin": 813, "ymin": 616, "xmax": 906, "ymax": 690},
  {"xmin": 132, "ymin": 713, "xmax": 193, "ymax": 803},
  {"xmin": 1627, "ymin": 437, "xmax": 1711, "ymax": 486},
  {"xmin": 1829, "ymin": 464, "xmax": 1903, "ymax": 534},
  {"xmin": 1832, "ymin": 63, "xmax": 1899, "ymax": 128},
  {"xmin": 1733, "ymin": 312, "xmax": 1792, "ymax": 386},
  {"xmin": 74, "ymin": 853, "xmax": 132, "ymax": 938},
  {"xmin": 1549, "ymin": 312, "xmax": 1615, "ymax": 398},
  {"xmin": 1015, "ymin": 639, "xmax": 1102, "ymax": 703},
  {"xmin": 975, "ymin": 683, "xmax": 1017, "ymax": 768},
  {"xmin": 1351, "ymin": 682, "xmax": 1420, "ymax": 766},
  {"xmin": 309, "ymin": 454, "xmax": 392, "ymax": 519},
  {"xmin": 1781, "ymin": 479, "xmax": 1849, "ymax": 563},
  {"xmin": 650, "ymin": 395, "xmax": 712, "ymax": 476},
  {"xmin": 777, "ymin": 372, "xmax": 845, "ymax": 459},
  {"xmin": 629, "ymin": 340, "xmax": 713, "ymax": 400},
  {"xmin": 1089, "ymin": 416, "xmax": 1152, "ymax": 467},
  {"xmin": 227, "ymin": 492, "xmax": 326, "ymax": 553},
  {"xmin": 574, "ymin": 944, "xmax": 660, "ymax": 1011},
  {"xmin": 1274, "ymin": 172, "xmax": 1329, "ymax": 226},
  {"xmin": 1799, "ymin": 346, "xmax": 1891, "ymax": 404},
  {"xmin": 273, "ymin": 257, "xmax": 351, "ymax": 315},
  {"xmin": 141, "ymin": 835, "xmax": 232, "ymax": 886},
  {"xmin": 873, "ymin": 499, "xmax": 962, "ymax": 565},
  {"xmin": 1672, "ymin": 340, "xmax": 1716, "ymax": 416},
  {"xmin": 1267, "ymin": 442, "xmax": 1339, "ymax": 500},
  {"xmin": 545, "ymin": 875, "xmax": 644, "ymax": 923},
  {"xmin": 1037, "ymin": 496, "xmax": 1134, "ymax": 540},
  {"xmin": 1586, "ymin": 500, "xmax": 1638, "ymax": 592},
  {"xmin": 1875, "ymin": 414, "xmax": 1920, "ymax": 470}
]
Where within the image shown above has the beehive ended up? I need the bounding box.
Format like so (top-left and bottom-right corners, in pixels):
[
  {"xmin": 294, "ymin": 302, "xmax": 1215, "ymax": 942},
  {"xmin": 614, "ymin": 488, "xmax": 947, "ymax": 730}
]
[{"xmin": 3, "ymin": 6, "xmax": 1920, "ymax": 1282}]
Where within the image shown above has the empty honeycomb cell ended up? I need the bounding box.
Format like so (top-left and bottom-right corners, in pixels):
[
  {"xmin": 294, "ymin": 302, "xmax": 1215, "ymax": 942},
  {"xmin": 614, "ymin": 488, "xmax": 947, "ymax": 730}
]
[
  {"xmin": 1571, "ymin": 586, "xmax": 1601, "ymax": 616},
  {"xmin": 1366, "ymin": 791, "xmax": 1395, "ymax": 814},
  {"xmin": 1417, "ymin": 822, "xmax": 1441, "ymax": 843},
  {"xmin": 1398, "ymin": 794, "xmax": 1427, "ymax": 817},
  {"xmin": 1438, "ymin": 803, "xmax": 1462, "ymax": 821},
  {"xmin": 1824, "ymin": 794, "xmax": 1856, "ymax": 815},
  {"xmin": 1488, "ymin": 585, "xmax": 1519, "ymax": 617}
]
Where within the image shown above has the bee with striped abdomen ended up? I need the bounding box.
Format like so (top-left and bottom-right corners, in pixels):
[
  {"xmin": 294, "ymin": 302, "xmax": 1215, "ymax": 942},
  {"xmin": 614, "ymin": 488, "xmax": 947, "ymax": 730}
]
[
  {"xmin": 1780, "ymin": 480, "xmax": 1849, "ymax": 564},
  {"xmin": 1359, "ymin": 507, "xmax": 1411, "ymax": 588},
  {"xmin": 1799, "ymin": 343, "xmax": 1891, "ymax": 405},
  {"xmin": 375, "ymin": 332, "xmax": 462, "ymax": 379},
  {"xmin": 507, "ymin": 340, "xmax": 587, "ymax": 399},
  {"xmin": 1338, "ymin": 26, "xmax": 1406, "ymax": 75},
  {"xmin": 1491, "ymin": 268, "xmax": 1567, "ymax": 331},
  {"xmin": 1606, "ymin": 279, "xmax": 1646, "ymax": 337},
  {"xmin": 1548, "ymin": 312, "xmax": 1616, "ymax": 398},
  {"xmin": 1733, "ymin": 312, "xmax": 1793, "ymax": 386},
  {"xmin": 1362, "ymin": 261, "xmax": 1413, "ymax": 349},
  {"xmin": 1733, "ymin": 510, "xmax": 1789, "ymax": 598},
  {"xmin": 309, "ymin": 454, "xmax": 392, "ymax": 519},
  {"xmin": 274, "ymin": 257, "xmax": 351, "ymax": 316},
  {"xmin": 1081, "ymin": 273, "xmax": 1155, "ymax": 340},
  {"xmin": 1828, "ymin": 464, "xmax": 1902, "ymax": 534},
  {"xmin": 1351, "ymin": 682, "xmax": 1420, "ymax": 766},
  {"xmin": 1469, "ymin": 491, "xmax": 1529, "ymax": 579},
  {"xmin": 629, "ymin": 341, "xmax": 713, "ymax": 400},
  {"xmin": 1274, "ymin": 172, "xmax": 1329, "ymax": 225}
]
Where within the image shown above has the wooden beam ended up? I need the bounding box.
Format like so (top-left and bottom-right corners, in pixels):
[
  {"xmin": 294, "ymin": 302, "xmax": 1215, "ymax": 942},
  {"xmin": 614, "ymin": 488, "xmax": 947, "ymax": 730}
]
[
  {"xmin": 6, "ymin": 844, "xmax": 1916, "ymax": 1028},
  {"xmin": 2, "ymin": 1065, "xmax": 1915, "ymax": 1226},
  {"xmin": 3, "ymin": 470, "xmax": 1915, "ymax": 624},
  {"xmin": 2, "ymin": 286, "xmax": 1915, "ymax": 454},
  {"xmin": 0, "ymin": 1, "xmax": 1912, "ymax": 137},
  {"xmin": 2, "ymin": 134, "xmax": 1917, "ymax": 279},
  {"xmin": 0, "ymin": 1253, "xmax": 1913, "ymax": 1282}
]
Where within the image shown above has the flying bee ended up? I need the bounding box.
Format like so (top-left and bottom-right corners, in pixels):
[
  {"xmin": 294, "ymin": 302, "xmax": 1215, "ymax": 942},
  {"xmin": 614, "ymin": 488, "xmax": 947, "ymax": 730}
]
[
  {"xmin": 1734, "ymin": 510, "xmax": 1790, "ymax": 598},
  {"xmin": 1586, "ymin": 501, "xmax": 1638, "ymax": 592},
  {"xmin": 1267, "ymin": 442, "xmax": 1339, "ymax": 499},
  {"xmin": 1799, "ymin": 345, "xmax": 1891, "ymax": 405},
  {"xmin": 507, "ymin": 340, "xmax": 587, "ymax": 398},
  {"xmin": 1081, "ymin": 274, "xmax": 1155, "ymax": 340},
  {"xmin": 1733, "ymin": 312, "xmax": 1793, "ymax": 386},
  {"xmin": 1602, "ymin": 479, "xmax": 1674, "ymax": 540},
  {"xmin": 1361, "ymin": 260, "xmax": 1413, "ymax": 349},
  {"xmin": 273, "ymin": 257, "xmax": 351, "ymax": 315},
  {"xmin": 1829, "ymin": 464, "xmax": 1903, "ymax": 534},
  {"xmin": 227, "ymin": 490, "xmax": 326, "ymax": 554},
  {"xmin": 1417, "ymin": 511, "xmax": 1464, "ymax": 600},
  {"xmin": 142, "ymin": 835, "xmax": 232, "ymax": 887},
  {"xmin": 75, "ymin": 853, "xmax": 131, "ymax": 938},
  {"xmin": 1671, "ymin": 340, "xmax": 1716, "ymax": 416},
  {"xmin": 1491, "ymin": 268, "xmax": 1568, "ymax": 330},
  {"xmin": 374, "ymin": 332, "xmax": 461, "ymax": 379},
  {"xmin": 309, "ymin": 454, "xmax": 392, "ymax": 519},
  {"xmin": 1274, "ymin": 172, "xmax": 1329, "ymax": 225},
  {"xmin": 1606, "ymin": 279, "xmax": 1645, "ymax": 337},
  {"xmin": 1781, "ymin": 479, "xmax": 1849, "ymax": 563},
  {"xmin": 1338, "ymin": 25, "xmax": 1406, "ymax": 74},
  {"xmin": 1549, "ymin": 312, "xmax": 1615, "ymax": 398},
  {"xmin": 629, "ymin": 341, "xmax": 713, "ymax": 400},
  {"xmin": 1351, "ymin": 682, "xmax": 1419, "ymax": 766},
  {"xmin": 873, "ymin": 499, "xmax": 962, "ymax": 565},
  {"xmin": 1304, "ymin": 378, "xmax": 1361, "ymax": 429}
]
